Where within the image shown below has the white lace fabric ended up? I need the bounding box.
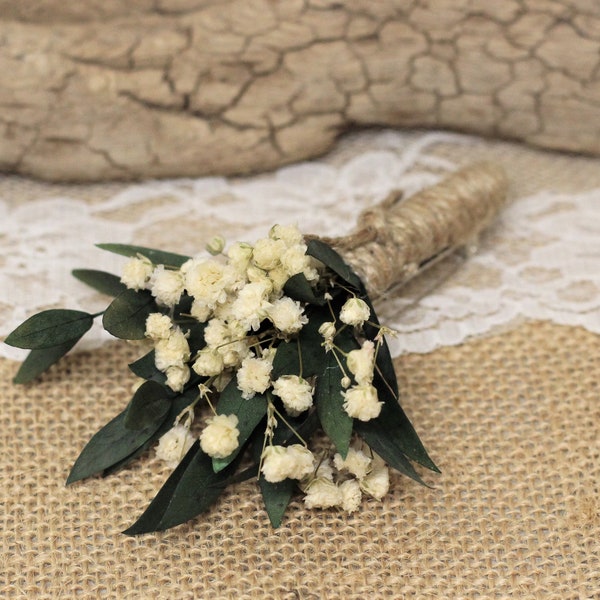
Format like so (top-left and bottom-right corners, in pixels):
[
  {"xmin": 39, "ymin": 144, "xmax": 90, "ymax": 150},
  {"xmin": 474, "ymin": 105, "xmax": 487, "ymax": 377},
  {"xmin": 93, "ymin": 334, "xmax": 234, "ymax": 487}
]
[{"xmin": 2, "ymin": 130, "xmax": 599, "ymax": 361}]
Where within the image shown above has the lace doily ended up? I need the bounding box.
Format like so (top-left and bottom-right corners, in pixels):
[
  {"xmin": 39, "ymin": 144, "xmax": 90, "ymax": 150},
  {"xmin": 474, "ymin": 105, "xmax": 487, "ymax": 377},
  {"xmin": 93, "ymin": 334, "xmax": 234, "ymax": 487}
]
[{"xmin": 2, "ymin": 131, "xmax": 599, "ymax": 361}]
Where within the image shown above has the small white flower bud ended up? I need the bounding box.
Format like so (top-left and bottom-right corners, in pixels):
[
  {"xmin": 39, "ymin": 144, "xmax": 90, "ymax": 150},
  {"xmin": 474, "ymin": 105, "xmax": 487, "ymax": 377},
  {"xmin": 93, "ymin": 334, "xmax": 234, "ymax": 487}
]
[
  {"xmin": 339, "ymin": 297, "xmax": 370, "ymax": 327},
  {"xmin": 206, "ymin": 235, "xmax": 226, "ymax": 255}
]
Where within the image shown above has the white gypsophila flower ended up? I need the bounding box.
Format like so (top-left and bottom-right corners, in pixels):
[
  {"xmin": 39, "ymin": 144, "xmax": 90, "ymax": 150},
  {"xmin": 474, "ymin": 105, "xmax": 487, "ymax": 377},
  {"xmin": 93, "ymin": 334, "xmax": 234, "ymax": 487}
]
[
  {"xmin": 145, "ymin": 313, "xmax": 173, "ymax": 340},
  {"xmin": 339, "ymin": 297, "xmax": 371, "ymax": 327},
  {"xmin": 165, "ymin": 364, "xmax": 190, "ymax": 392},
  {"xmin": 231, "ymin": 280, "xmax": 273, "ymax": 331},
  {"xmin": 154, "ymin": 327, "xmax": 190, "ymax": 371},
  {"xmin": 314, "ymin": 458, "xmax": 334, "ymax": 482},
  {"xmin": 192, "ymin": 348, "xmax": 225, "ymax": 377},
  {"xmin": 272, "ymin": 375, "xmax": 314, "ymax": 416},
  {"xmin": 203, "ymin": 317, "xmax": 230, "ymax": 348},
  {"xmin": 207, "ymin": 319, "xmax": 250, "ymax": 368},
  {"xmin": 342, "ymin": 384, "xmax": 382, "ymax": 421},
  {"xmin": 341, "ymin": 376, "xmax": 351, "ymax": 389},
  {"xmin": 269, "ymin": 223, "xmax": 304, "ymax": 247},
  {"xmin": 346, "ymin": 340, "xmax": 376, "ymax": 385},
  {"xmin": 261, "ymin": 347, "xmax": 277, "ymax": 364},
  {"xmin": 190, "ymin": 299, "xmax": 213, "ymax": 322},
  {"xmin": 260, "ymin": 445, "xmax": 289, "ymax": 482},
  {"xmin": 227, "ymin": 241, "xmax": 253, "ymax": 274},
  {"xmin": 333, "ymin": 447, "xmax": 372, "ymax": 480},
  {"xmin": 199, "ymin": 414, "xmax": 240, "ymax": 459},
  {"xmin": 121, "ymin": 256, "xmax": 153, "ymax": 291},
  {"xmin": 340, "ymin": 479, "xmax": 362, "ymax": 513},
  {"xmin": 206, "ymin": 235, "xmax": 226, "ymax": 255},
  {"xmin": 280, "ymin": 243, "xmax": 310, "ymax": 276},
  {"xmin": 318, "ymin": 321, "xmax": 336, "ymax": 342},
  {"xmin": 261, "ymin": 444, "xmax": 315, "ymax": 482},
  {"xmin": 303, "ymin": 477, "xmax": 343, "ymax": 509},
  {"xmin": 267, "ymin": 266, "xmax": 290, "ymax": 294},
  {"xmin": 359, "ymin": 459, "xmax": 390, "ymax": 500},
  {"xmin": 184, "ymin": 258, "xmax": 234, "ymax": 308},
  {"xmin": 285, "ymin": 444, "xmax": 315, "ymax": 480},
  {"xmin": 236, "ymin": 354, "xmax": 273, "ymax": 399},
  {"xmin": 155, "ymin": 424, "xmax": 195, "ymax": 468},
  {"xmin": 252, "ymin": 237, "xmax": 287, "ymax": 270},
  {"xmin": 267, "ymin": 296, "xmax": 308, "ymax": 335},
  {"xmin": 149, "ymin": 265, "xmax": 185, "ymax": 307}
]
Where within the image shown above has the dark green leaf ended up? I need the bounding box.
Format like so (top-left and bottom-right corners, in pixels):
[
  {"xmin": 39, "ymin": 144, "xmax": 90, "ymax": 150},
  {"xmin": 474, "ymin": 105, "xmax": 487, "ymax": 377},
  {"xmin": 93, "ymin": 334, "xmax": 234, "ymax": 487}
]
[
  {"xmin": 283, "ymin": 273, "xmax": 326, "ymax": 305},
  {"xmin": 123, "ymin": 442, "xmax": 238, "ymax": 535},
  {"xmin": 315, "ymin": 349, "xmax": 354, "ymax": 459},
  {"xmin": 306, "ymin": 238, "xmax": 364, "ymax": 291},
  {"xmin": 272, "ymin": 307, "xmax": 330, "ymax": 380},
  {"xmin": 71, "ymin": 269, "xmax": 127, "ymax": 297},
  {"xmin": 5, "ymin": 309, "xmax": 94, "ymax": 350},
  {"xmin": 102, "ymin": 389, "xmax": 197, "ymax": 477},
  {"xmin": 97, "ymin": 243, "xmax": 190, "ymax": 268},
  {"xmin": 66, "ymin": 403, "xmax": 168, "ymax": 484},
  {"xmin": 124, "ymin": 380, "xmax": 171, "ymax": 430},
  {"xmin": 212, "ymin": 379, "xmax": 268, "ymax": 472},
  {"xmin": 127, "ymin": 351, "xmax": 154, "ymax": 378},
  {"xmin": 259, "ymin": 476, "xmax": 296, "ymax": 528},
  {"xmin": 271, "ymin": 339, "xmax": 301, "ymax": 379},
  {"xmin": 355, "ymin": 396, "xmax": 439, "ymax": 483},
  {"xmin": 102, "ymin": 289, "xmax": 156, "ymax": 340},
  {"xmin": 297, "ymin": 307, "xmax": 329, "ymax": 377},
  {"xmin": 12, "ymin": 338, "xmax": 80, "ymax": 384},
  {"xmin": 372, "ymin": 360, "xmax": 437, "ymax": 472}
]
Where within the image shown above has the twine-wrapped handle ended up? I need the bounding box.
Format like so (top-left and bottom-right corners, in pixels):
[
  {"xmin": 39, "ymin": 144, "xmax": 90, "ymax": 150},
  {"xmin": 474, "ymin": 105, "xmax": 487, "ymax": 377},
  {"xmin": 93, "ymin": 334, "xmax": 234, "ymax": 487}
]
[{"xmin": 326, "ymin": 162, "xmax": 509, "ymax": 297}]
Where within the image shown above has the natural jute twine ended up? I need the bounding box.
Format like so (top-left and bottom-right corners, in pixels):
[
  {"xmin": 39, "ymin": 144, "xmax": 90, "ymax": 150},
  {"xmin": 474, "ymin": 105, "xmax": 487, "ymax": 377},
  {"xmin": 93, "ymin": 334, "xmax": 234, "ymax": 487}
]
[{"xmin": 326, "ymin": 162, "xmax": 509, "ymax": 297}]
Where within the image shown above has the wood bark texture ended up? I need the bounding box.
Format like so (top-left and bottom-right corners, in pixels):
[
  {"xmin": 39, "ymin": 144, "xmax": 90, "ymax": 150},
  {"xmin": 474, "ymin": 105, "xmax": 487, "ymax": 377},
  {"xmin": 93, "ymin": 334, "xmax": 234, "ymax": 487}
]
[{"xmin": 1, "ymin": 0, "xmax": 599, "ymax": 181}]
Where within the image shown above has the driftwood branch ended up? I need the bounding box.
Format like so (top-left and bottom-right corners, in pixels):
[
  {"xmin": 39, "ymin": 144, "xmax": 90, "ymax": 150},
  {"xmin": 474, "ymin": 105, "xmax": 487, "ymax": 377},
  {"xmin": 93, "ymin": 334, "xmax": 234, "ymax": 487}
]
[{"xmin": 1, "ymin": 2, "xmax": 598, "ymax": 181}]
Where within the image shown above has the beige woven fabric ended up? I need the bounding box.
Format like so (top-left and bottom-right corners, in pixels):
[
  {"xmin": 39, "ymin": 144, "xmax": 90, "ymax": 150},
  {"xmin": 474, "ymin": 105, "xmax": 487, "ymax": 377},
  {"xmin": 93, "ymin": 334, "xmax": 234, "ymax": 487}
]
[{"xmin": 2, "ymin": 320, "xmax": 598, "ymax": 599}]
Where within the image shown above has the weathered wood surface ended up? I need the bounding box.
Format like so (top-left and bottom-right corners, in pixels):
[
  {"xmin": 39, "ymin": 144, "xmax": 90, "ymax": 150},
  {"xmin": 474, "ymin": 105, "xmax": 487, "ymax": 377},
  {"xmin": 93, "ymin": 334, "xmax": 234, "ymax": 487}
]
[{"xmin": 1, "ymin": 0, "xmax": 599, "ymax": 181}]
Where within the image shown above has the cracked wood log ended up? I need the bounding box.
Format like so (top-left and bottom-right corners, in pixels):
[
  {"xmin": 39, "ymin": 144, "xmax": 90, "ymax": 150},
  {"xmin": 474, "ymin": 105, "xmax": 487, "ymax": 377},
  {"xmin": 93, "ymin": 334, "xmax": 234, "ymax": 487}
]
[{"xmin": 1, "ymin": 0, "xmax": 600, "ymax": 181}]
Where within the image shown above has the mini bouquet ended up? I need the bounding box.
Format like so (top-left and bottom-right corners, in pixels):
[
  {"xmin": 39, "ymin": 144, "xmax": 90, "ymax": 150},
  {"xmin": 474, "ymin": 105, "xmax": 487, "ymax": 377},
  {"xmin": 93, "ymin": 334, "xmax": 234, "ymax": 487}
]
[{"xmin": 5, "ymin": 163, "xmax": 507, "ymax": 534}]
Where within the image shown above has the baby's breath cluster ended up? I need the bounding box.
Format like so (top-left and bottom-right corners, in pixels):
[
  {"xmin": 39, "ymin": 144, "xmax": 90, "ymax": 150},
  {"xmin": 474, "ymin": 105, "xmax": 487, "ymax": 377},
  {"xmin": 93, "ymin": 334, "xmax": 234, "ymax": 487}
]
[
  {"xmin": 8, "ymin": 219, "xmax": 437, "ymax": 531},
  {"xmin": 117, "ymin": 225, "xmax": 395, "ymax": 513}
]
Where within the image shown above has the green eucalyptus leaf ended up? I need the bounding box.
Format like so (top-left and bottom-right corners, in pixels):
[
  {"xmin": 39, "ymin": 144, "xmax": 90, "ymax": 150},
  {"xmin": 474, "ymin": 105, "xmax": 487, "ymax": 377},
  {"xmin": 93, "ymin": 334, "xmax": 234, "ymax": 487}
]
[
  {"xmin": 5, "ymin": 309, "xmax": 94, "ymax": 350},
  {"xmin": 259, "ymin": 476, "xmax": 296, "ymax": 528},
  {"xmin": 66, "ymin": 402, "xmax": 167, "ymax": 484},
  {"xmin": 71, "ymin": 269, "xmax": 127, "ymax": 297},
  {"xmin": 297, "ymin": 307, "xmax": 329, "ymax": 377},
  {"xmin": 97, "ymin": 243, "xmax": 190, "ymax": 268},
  {"xmin": 372, "ymin": 360, "xmax": 437, "ymax": 472},
  {"xmin": 124, "ymin": 380, "xmax": 171, "ymax": 431},
  {"xmin": 128, "ymin": 350, "xmax": 167, "ymax": 385},
  {"xmin": 102, "ymin": 289, "xmax": 156, "ymax": 340},
  {"xmin": 306, "ymin": 238, "xmax": 364, "ymax": 291},
  {"xmin": 355, "ymin": 395, "xmax": 439, "ymax": 483},
  {"xmin": 283, "ymin": 273, "xmax": 326, "ymax": 305},
  {"xmin": 102, "ymin": 389, "xmax": 198, "ymax": 478},
  {"xmin": 315, "ymin": 345, "xmax": 356, "ymax": 459},
  {"xmin": 271, "ymin": 339, "xmax": 301, "ymax": 379},
  {"xmin": 123, "ymin": 442, "xmax": 239, "ymax": 535},
  {"xmin": 212, "ymin": 379, "xmax": 268, "ymax": 472},
  {"xmin": 12, "ymin": 338, "xmax": 80, "ymax": 384}
]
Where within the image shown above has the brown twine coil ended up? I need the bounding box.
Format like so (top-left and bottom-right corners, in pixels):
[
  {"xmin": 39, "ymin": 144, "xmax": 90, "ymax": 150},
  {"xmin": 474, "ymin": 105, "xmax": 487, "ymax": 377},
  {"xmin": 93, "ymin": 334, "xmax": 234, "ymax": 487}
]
[{"xmin": 322, "ymin": 162, "xmax": 509, "ymax": 298}]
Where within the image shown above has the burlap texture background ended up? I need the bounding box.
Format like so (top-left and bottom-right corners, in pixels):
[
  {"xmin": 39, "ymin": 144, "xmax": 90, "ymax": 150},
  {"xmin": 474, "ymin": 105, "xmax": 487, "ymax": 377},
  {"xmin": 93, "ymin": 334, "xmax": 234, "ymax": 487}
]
[
  {"xmin": 2, "ymin": 320, "xmax": 598, "ymax": 599},
  {"xmin": 2, "ymin": 135, "xmax": 600, "ymax": 598}
]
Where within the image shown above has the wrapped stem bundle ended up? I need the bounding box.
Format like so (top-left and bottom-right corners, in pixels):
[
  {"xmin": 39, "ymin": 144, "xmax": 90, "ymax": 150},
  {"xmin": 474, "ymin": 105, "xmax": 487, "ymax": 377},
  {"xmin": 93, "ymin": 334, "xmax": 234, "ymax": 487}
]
[
  {"xmin": 5, "ymin": 162, "xmax": 508, "ymax": 534},
  {"xmin": 331, "ymin": 162, "xmax": 509, "ymax": 297}
]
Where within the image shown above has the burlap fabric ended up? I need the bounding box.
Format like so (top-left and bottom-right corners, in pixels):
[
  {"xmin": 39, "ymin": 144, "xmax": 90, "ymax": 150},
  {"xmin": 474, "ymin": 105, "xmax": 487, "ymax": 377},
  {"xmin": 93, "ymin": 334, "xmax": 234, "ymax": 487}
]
[
  {"xmin": 2, "ymin": 136, "xmax": 600, "ymax": 599},
  {"xmin": 1, "ymin": 322, "xmax": 598, "ymax": 599}
]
